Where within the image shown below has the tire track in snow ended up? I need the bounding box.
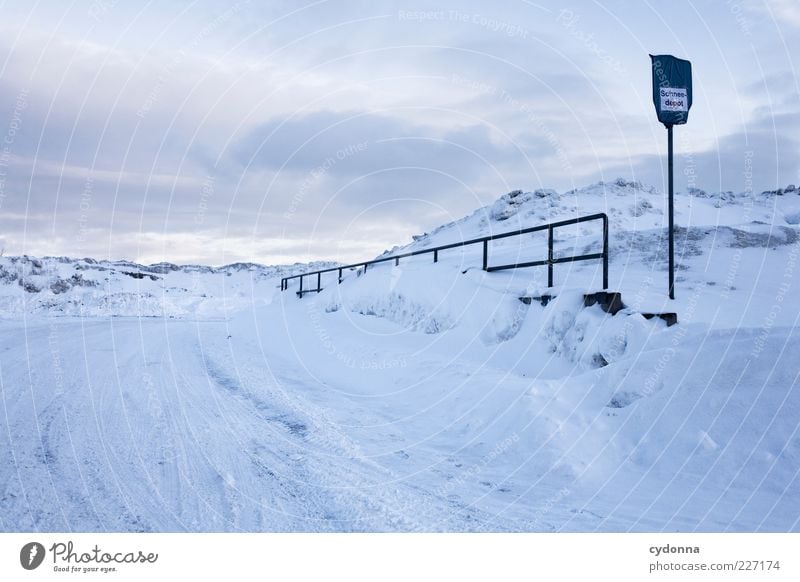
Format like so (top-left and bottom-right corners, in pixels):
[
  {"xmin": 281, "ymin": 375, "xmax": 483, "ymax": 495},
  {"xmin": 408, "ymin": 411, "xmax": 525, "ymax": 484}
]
[{"xmin": 202, "ymin": 330, "xmax": 515, "ymax": 531}]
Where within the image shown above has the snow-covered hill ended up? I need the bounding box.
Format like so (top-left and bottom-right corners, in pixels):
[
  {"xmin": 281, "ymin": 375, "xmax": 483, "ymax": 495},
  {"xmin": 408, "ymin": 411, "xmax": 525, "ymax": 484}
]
[
  {"xmin": 0, "ymin": 255, "xmax": 337, "ymax": 317},
  {"xmin": 347, "ymin": 178, "xmax": 800, "ymax": 330},
  {"xmin": 384, "ymin": 179, "xmax": 800, "ymax": 253}
]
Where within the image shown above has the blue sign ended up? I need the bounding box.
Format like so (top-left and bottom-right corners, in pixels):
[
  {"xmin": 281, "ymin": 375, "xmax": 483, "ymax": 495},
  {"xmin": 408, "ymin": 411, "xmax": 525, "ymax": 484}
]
[{"xmin": 650, "ymin": 54, "xmax": 692, "ymax": 126}]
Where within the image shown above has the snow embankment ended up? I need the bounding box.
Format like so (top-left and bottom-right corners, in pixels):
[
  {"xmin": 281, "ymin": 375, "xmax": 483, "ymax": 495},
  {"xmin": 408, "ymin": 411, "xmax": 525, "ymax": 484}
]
[{"xmin": 264, "ymin": 178, "xmax": 800, "ymax": 530}]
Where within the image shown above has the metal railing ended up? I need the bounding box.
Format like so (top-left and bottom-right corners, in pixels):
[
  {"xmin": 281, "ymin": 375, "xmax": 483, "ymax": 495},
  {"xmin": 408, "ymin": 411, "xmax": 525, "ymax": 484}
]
[{"xmin": 281, "ymin": 213, "xmax": 608, "ymax": 296}]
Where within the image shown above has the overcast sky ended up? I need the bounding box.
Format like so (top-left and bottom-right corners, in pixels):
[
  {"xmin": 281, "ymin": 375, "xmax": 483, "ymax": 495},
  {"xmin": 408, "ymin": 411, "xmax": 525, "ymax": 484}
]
[{"xmin": 0, "ymin": 0, "xmax": 797, "ymax": 265}]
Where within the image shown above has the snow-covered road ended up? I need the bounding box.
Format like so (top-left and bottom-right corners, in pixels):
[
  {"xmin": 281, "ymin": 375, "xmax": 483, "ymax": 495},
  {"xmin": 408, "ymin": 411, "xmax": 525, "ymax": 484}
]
[
  {"xmin": 0, "ymin": 316, "xmax": 566, "ymax": 532},
  {"xmin": 2, "ymin": 298, "xmax": 797, "ymax": 532}
]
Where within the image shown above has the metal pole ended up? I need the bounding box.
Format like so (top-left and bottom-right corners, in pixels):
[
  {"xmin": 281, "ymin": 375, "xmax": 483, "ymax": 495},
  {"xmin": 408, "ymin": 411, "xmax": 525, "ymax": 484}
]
[
  {"xmin": 338, "ymin": 267, "xmax": 343, "ymax": 284},
  {"xmin": 547, "ymin": 225, "xmax": 554, "ymax": 288},
  {"xmin": 667, "ymin": 124, "xmax": 675, "ymax": 300},
  {"xmin": 433, "ymin": 249, "xmax": 438, "ymax": 263},
  {"xmin": 299, "ymin": 275, "xmax": 303, "ymax": 296},
  {"xmin": 482, "ymin": 240, "xmax": 488, "ymax": 270},
  {"xmin": 317, "ymin": 272, "xmax": 321, "ymax": 292},
  {"xmin": 602, "ymin": 214, "xmax": 609, "ymax": 290}
]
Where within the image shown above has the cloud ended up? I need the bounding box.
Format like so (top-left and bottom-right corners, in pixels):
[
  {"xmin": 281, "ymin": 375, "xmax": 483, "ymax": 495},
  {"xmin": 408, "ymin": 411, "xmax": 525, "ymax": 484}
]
[
  {"xmin": 0, "ymin": 1, "xmax": 797, "ymax": 264},
  {"xmin": 230, "ymin": 109, "xmax": 533, "ymax": 173},
  {"xmin": 761, "ymin": 0, "xmax": 800, "ymax": 28},
  {"xmin": 606, "ymin": 106, "xmax": 800, "ymax": 195}
]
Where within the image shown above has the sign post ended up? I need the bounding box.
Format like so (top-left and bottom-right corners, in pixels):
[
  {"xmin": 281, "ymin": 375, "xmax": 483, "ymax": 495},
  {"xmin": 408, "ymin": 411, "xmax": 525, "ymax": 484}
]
[{"xmin": 650, "ymin": 54, "xmax": 692, "ymax": 300}]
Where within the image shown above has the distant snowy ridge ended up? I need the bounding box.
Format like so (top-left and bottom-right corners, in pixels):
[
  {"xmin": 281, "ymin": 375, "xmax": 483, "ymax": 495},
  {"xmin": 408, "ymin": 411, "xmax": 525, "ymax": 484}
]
[{"xmin": 0, "ymin": 255, "xmax": 338, "ymax": 317}]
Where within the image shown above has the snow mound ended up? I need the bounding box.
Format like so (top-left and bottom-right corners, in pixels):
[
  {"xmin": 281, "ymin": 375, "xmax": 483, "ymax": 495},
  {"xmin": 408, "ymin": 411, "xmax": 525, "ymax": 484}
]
[{"xmin": 320, "ymin": 263, "xmax": 531, "ymax": 342}]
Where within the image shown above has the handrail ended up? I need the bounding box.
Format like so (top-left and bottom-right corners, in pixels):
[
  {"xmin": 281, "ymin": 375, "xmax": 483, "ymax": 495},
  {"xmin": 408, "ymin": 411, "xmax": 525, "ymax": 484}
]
[{"xmin": 281, "ymin": 213, "xmax": 608, "ymax": 295}]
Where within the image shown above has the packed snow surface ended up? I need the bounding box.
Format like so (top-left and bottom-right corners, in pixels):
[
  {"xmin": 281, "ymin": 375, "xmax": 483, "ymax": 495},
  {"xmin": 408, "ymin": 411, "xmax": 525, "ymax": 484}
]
[{"xmin": 2, "ymin": 179, "xmax": 799, "ymax": 532}]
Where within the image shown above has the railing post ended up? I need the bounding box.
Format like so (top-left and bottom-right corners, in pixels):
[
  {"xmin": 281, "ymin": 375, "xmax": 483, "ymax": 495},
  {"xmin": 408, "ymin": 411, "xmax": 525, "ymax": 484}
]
[
  {"xmin": 338, "ymin": 267, "xmax": 343, "ymax": 284},
  {"xmin": 395, "ymin": 257, "xmax": 399, "ymax": 266},
  {"xmin": 433, "ymin": 249, "xmax": 438, "ymax": 263},
  {"xmin": 482, "ymin": 240, "xmax": 488, "ymax": 271},
  {"xmin": 299, "ymin": 275, "xmax": 303, "ymax": 296},
  {"xmin": 603, "ymin": 214, "xmax": 609, "ymax": 290},
  {"xmin": 317, "ymin": 272, "xmax": 321, "ymax": 292},
  {"xmin": 547, "ymin": 225, "xmax": 554, "ymax": 288}
]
